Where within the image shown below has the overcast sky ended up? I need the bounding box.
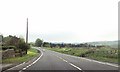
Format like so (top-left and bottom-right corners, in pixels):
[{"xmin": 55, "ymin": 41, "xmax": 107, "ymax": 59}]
[{"xmin": 0, "ymin": 0, "xmax": 119, "ymax": 43}]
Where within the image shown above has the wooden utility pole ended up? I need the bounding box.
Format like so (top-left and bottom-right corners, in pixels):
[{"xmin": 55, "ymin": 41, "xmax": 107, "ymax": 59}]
[{"xmin": 26, "ymin": 18, "xmax": 28, "ymax": 44}]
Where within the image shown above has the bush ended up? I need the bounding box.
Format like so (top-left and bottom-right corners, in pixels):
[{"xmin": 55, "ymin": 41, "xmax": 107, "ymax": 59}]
[
  {"xmin": 1, "ymin": 46, "xmax": 16, "ymax": 50},
  {"xmin": 17, "ymin": 39, "xmax": 30, "ymax": 51}
]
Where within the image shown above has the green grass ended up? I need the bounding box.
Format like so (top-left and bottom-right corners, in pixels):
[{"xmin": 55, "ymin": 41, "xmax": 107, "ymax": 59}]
[
  {"xmin": 47, "ymin": 47, "xmax": 118, "ymax": 64},
  {"xmin": 86, "ymin": 47, "xmax": 118, "ymax": 63},
  {"xmin": 119, "ymin": 49, "xmax": 120, "ymax": 64},
  {"xmin": 2, "ymin": 48, "xmax": 39, "ymax": 64},
  {"xmin": 47, "ymin": 47, "xmax": 89, "ymax": 56}
]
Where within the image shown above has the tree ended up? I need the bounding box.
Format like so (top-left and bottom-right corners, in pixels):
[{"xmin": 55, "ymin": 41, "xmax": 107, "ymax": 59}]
[
  {"xmin": 3, "ymin": 35, "xmax": 20, "ymax": 46},
  {"xmin": 29, "ymin": 42, "xmax": 35, "ymax": 46},
  {"xmin": 35, "ymin": 38, "xmax": 43, "ymax": 47},
  {"xmin": 17, "ymin": 38, "xmax": 30, "ymax": 55},
  {"xmin": 0, "ymin": 35, "xmax": 3, "ymax": 46},
  {"xmin": 43, "ymin": 42, "xmax": 50, "ymax": 47},
  {"xmin": 3, "ymin": 35, "xmax": 30, "ymax": 55}
]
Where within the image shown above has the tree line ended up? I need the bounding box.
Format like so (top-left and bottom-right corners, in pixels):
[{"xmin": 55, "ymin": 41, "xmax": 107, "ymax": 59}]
[{"xmin": 34, "ymin": 38, "xmax": 105, "ymax": 48}]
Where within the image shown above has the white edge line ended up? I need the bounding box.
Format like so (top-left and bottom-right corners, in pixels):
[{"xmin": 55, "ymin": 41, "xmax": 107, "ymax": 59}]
[
  {"xmin": 80, "ymin": 57, "xmax": 119, "ymax": 67},
  {"xmin": 20, "ymin": 48, "xmax": 43, "ymax": 71},
  {"xmin": 6, "ymin": 62, "xmax": 26, "ymax": 70},
  {"xmin": 49, "ymin": 50, "xmax": 118, "ymax": 68}
]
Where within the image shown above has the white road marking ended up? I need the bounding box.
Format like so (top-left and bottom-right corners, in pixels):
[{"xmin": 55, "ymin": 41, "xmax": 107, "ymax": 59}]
[
  {"xmin": 56, "ymin": 55, "xmax": 82, "ymax": 71},
  {"xmin": 105, "ymin": 63, "xmax": 119, "ymax": 68},
  {"xmin": 59, "ymin": 56, "xmax": 63, "ymax": 60},
  {"xmin": 22, "ymin": 68, "xmax": 26, "ymax": 70},
  {"xmin": 69, "ymin": 63, "xmax": 82, "ymax": 70},
  {"xmin": 6, "ymin": 62, "xmax": 25, "ymax": 71},
  {"xmin": 19, "ymin": 48, "xmax": 43, "ymax": 72},
  {"xmin": 50, "ymin": 50, "xmax": 118, "ymax": 68},
  {"xmin": 62, "ymin": 59, "xmax": 68, "ymax": 63},
  {"xmin": 56, "ymin": 56, "xmax": 68, "ymax": 63},
  {"xmin": 80, "ymin": 57, "xmax": 119, "ymax": 67}
]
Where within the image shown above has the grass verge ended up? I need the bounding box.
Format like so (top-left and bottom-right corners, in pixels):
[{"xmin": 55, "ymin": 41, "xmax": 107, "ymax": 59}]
[
  {"xmin": 47, "ymin": 47, "xmax": 118, "ymax": 64},
  {"xmin": 2, "ymin": 48, "xmax": 39, "ymax": 64}
]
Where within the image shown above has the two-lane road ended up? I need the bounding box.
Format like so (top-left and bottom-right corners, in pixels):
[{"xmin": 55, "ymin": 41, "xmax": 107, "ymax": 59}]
[{"xmin": 21, "ymin": 47, "xmax": 118, "ymax": 72}]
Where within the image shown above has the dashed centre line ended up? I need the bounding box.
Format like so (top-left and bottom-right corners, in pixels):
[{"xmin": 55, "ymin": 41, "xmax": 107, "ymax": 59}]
[
  {"xmin": 53, "ymin": 50, "xmax": 118, "ymax": 68},
  {"xmin": 69, "ymin": 63, "xmax": 82, "ymax": 70},
  {"xmin": 56, "ymin": 55, "xmax": 82, "ymax": 71}
]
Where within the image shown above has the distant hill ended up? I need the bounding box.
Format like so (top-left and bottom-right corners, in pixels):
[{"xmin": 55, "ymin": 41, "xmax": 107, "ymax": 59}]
[{"xmin": 87, "ymin": 40, "xmax": 118, "ymax": 48}]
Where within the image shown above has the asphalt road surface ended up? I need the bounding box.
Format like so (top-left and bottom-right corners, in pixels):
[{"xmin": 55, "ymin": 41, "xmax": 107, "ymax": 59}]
[{"xmin": 21, "ymin": 47, "xmax": 118, "ymax": 72}]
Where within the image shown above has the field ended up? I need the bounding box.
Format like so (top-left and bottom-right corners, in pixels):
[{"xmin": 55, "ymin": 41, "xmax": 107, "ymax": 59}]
[
  {"xmin": 2, "ymin": 48, "xmax": 39, "ymax": 64},
  {"xmin": 47, "ymin": 47, "xmax": 118, "ymax": 64}
]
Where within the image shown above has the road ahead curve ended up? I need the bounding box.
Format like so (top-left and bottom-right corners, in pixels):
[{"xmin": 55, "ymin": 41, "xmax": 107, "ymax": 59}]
[{"xmin": 21, "ymin": 47, "xmax": 118, "ymax": 72}]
